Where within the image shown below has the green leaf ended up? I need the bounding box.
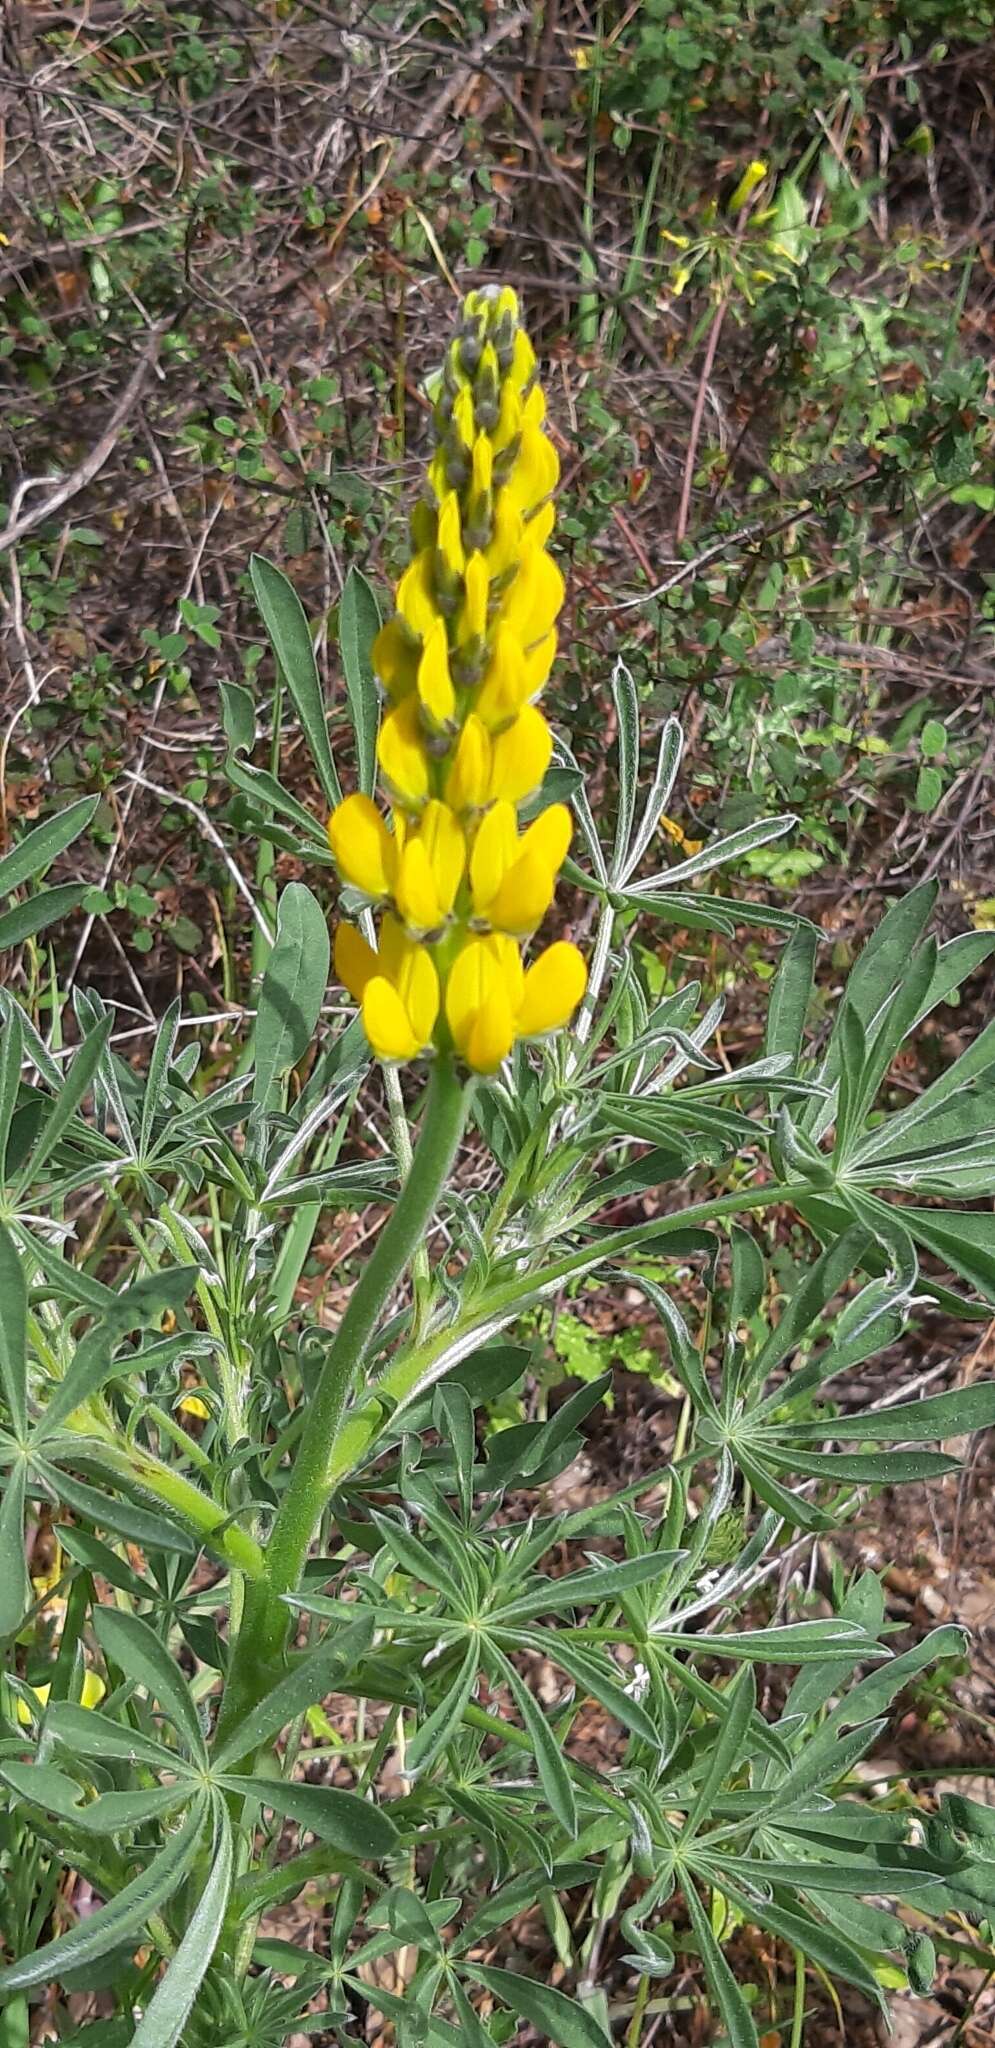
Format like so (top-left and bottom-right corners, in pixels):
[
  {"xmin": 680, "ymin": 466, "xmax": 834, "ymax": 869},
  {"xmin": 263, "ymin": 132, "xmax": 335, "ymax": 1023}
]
[
  {"xmin": 33, "ymin": 1461, "xmax": 196, "ymax": 1555},
  {"xmin": 12, "ymin": 1013, "xmax": 113, "ymax": 1190},
  {"xmin": 792, "ymin": 1380, "xmax": 995, "ymax": 1443},
  {"xmin": 0, "ymin": 1801, "xmax": 205, "ymax": 1993},
  {"xmin": 609, "ymin": 658, "xmax": 640, "ymax": 881},
  {"xmin": 228, "ymin": 1776, "xmax": 398, "ymax": 1859},
  {"xmin": 252, "ymin": 883, "xmax": 330, "ymax": 1108},
  {"xmin": 0, "ymin": 1460, "xmax": 29, "ymax": 1635},
  {"xmin": 57, "ymin": 1527, "xmax": 152, "ymax": 1599},
  {"xmin": 405, "ymin": 1641, "xmax": 481, "ymax": 1776},
  {"xmin": 0, "ymin": 1002, "xmax": 23, "ymax": 1180},
  {"xmin": 211, "ymin": 1617, "xmax": 374, "ymax": 1771},
  {"xmin": 0, "ymin": 1762, "xmax": 189, "ymax": 1834},
  {"xmin": 654, "ymin": 1620, "xmax": 886, "ymax": 1664},
  {"xmin": 250, "ymin": 554, "xmax": 342, "ymax": 808},
  {"xmin": 0, "ymin": 1227, "xmax": 27, "ymax": 1437},
  {"xmin": 0, "ymin": 797, "xmax": 98, "ymax": 897},
  {"xmin": 0, "ymin": 884, "xmax": 87, "ymax": 954},
  {"xmin": 764, "ymin": 921, "xmax": 817, "ymax": 1064},
  {"xmin": 523, "ymin": 1633, "xmax": 660, "ymax": 1750},
  {"xmin": 434, "ymin": 1382, "xmax": 475, "ymax": 1523},
  {"xmin": 140, "ymin": 997, "xmax": 181, "ymax": 1159},
  {"xmin": 904, "ymin": 1206, "xmax": 995, "ymax": 1303},
  {"xmin": 339, "ymin": 566, "xmax": 381, "ymax": 796},
  {"xmin": 466, "ymin": 1966, "xmax": 613, "ymax": 2048},
  {"xmin": 487, "ymin": 1643, "xmax": 577, "ymax": 1837},
  {"xmin": 130, "ymin": 1807, "xmax": 232, "ymax": 2048},
  {"xmin": 46, "ymin": 1701, "xmax": 188, "ymax": 1773},
  {"xmin": 683, "ymin": 1881, "xmax": 758, "ymax": 2048},
  {"xmin": 497, "ymin": 1549, "xmax": 686, "ymax": 1623},
  {"xmin": 92, "ymin": 1607, "xmax": 207, "ymax": 1761},
  {"xmin": 684, "ymin": 1665, "xmax": 755, "ymax": 1837}
]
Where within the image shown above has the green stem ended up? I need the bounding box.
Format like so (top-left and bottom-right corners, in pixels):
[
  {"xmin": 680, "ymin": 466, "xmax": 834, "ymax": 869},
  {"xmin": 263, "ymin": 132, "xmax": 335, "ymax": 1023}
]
[
  {"xmin": 790, "ymin": 1947, "xmax": 806, "ymax": 2048},
  {"xmin": 220, "ymin": 1057, "xmax": 472, "ymax": 1732}
]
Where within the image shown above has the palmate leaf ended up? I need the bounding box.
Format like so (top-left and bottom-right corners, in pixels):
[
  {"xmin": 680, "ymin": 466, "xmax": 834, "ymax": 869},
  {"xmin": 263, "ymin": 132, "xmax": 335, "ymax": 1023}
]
[
  {"xmin": 130, "ymin": 1804, "xmax": 233, "ymax": 2048},
  {"xmin": 0, "ymin": 1801, "xmax": 206, "ymax": 1994}
]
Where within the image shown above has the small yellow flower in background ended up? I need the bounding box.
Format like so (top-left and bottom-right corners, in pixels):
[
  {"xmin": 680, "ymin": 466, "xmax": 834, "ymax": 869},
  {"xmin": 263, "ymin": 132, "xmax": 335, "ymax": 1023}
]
[
  {"xmin": 659, "ymin": 813, "xmax": 704, "ymax": 857},
  {"xmin": 16, "ymin": 1670, "xmax": 105, "ymax": 1725},
  {"xmin": 728, "ymin": 159, "xmax": 768, "ymax": 214},
  {"xmin": 326, "ymin": 287, "xmax": 586, "ymax": 1073}
]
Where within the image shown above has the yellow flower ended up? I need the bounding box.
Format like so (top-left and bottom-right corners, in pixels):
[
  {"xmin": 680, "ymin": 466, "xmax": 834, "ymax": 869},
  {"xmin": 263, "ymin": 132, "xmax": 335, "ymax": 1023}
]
[
  {"xmin": 394, "ymin": 801, "xmax": 465, "ymax": 934},
  {"xmin": 446, "ymin": 706, "xmax": 552, "ymax": 812},
  {"xmin": 327, "ymin": 794, "xmax": 398, "ymax": 898},
  {"xmin": 728, "ymin": 159, "xmax": 768, "ymax": 213},
  {"xmin": 417, "ymin": 617, "xmax": 457, "ymax": 730},
  {"xmin": 445, "ymin": 935, "xmax": 586, "ymax": 1073},
  {"xmin": 326, "ymin": 286, "xmax": 584, "ymax": 1071},
  {"xmin": 377, "ymin": 699, "xmax": 431, "ymax": 808},
  {"xmin": 371, "ymin": 616, "xmax": 419, "ymax": 703},
  {"xmin": 335, "ymin": 916, "xmax": 439, "ymax": 1063},
  {"xmin": 470, "ymin": 800, "xmax": 572, "ymax": 935},
  {"xmin": 16, "ymin": 1670, "xmax": 105, "ymax": 1726}
]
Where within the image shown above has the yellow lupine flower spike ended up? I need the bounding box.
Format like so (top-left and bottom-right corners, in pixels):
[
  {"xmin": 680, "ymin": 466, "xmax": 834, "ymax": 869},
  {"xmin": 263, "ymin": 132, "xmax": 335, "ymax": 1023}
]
[{"xmin": 326, "ymin": 287, "xmax": 586, "ymax": 1072}]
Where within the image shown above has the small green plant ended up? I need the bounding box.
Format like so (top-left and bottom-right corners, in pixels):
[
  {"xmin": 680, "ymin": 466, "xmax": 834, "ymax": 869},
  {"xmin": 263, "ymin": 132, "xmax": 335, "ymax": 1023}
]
[{"xmin": 3, "ymin": 290, "xmax": 995, "ymax": 2048}]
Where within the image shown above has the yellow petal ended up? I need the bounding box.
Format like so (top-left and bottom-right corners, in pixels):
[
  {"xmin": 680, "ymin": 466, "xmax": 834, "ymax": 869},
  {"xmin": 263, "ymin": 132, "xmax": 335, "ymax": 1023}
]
[
  {"xmin": 493, "ymin": 381, "xmax": 522, "ymax": 454},
  {"xmin": 452, "ymin": 385, "xmax": 475, "ymax": 449},
  {"xmin": 486, "ymin": 849, "xmax": 557, "ymax": 935},
  {"xmin": 327, "ymin": 794, "xmax": 396, "ymax": 897},
  {"xmin": 436, "ymin": 491, "xmax": 465, "ymax": 579},
  {"xmin": 523, "ymin": 500, "xmax": 555, "ymax": 555},
  {"xmin": 334, "ymin": 921, "xmax": 380, "ymax": 1001},
  {"xmin": 458, "ymin": 552, "xmax": 489, "ymax": 645},
  {"xmin": 523, "ymin": 629, "xmax": 557, "ymax": 695},
  {"xmin": 466, "ymin": 987, "xmax": 516, "ymax": 1072},
  {"xmin": 396, "ymin": 943, "xmax": 440, "ymax": 1046},
  {"xmin": 396, "ymin": 551, "xmax": 440, "ymax": 641},
  {"xmin": 486, "ymin": 494, "xmax": 525, "ymax": 579},
  {"xmin": 471, "ymin": 433, "xmax": 493, "ymax": 497},
  {"xmin": 446, "ymin": 714, "xmax": 493, "ymax": 811},
  {"xmin": 444, "ymin": 935, "xmax": 519, "ymax": 1071},
  {"xmin": 485, "ymin": 931, "xmax": 525, "ymax": 1011},
  {"xmin": 378, "ymin": 912, "xmax": 408, "ymax": 980},
  {"xmin": 728, "ymin": 158, "xmax": 768, "ymax": 213},
  {"xmin": 417, "ymin": 617, "xmax": 456, "ymax": 728},
  {"xmin": 470, "ymin": 800, "xmax": 518, "ymax": 913},
  {"xmin": 517, "ymin": 942, "xmax": 587, "ymax": 1036},
  {"xmin": 372, "ymin": 617, "xmax": 419, "ymax": 702},
  {"xmin": 511, "ymin": 327, "xmax": 536, "ymax": 389},
  {"xmin": 474, "ymin": 623, "xmax": 529, "ymax": 729},
  {"xmin": 501, "ymin": 548, "xmax": 564, "ymax": 643},
  {"xmin": 490, "ymin": 706, "xmax": 552, "ymax": 804},
  {"xmin": 396, "ymin": 840, "xmax": 443, "ymax": 933},
  {"xmin": 445, "ymin": 937, "xmax": 493, "ymax": 1052},
  {"xmin": 378, "ymin": 699, "xmax": 430, "ymax": 807},
  {"xmin": 521, "ymin": 801, "xmax": 572, "ymax": 874},
  {"xmin": 363, "ymin": 977, "xmax": 422, "ymax": 1060},
  {"xmin": 417, "ymin": 799, "xmax": 465, "ymax": 916},
  {"xmin": 504, "ymin": 424, "xmax": 559, "ymax": 517}
]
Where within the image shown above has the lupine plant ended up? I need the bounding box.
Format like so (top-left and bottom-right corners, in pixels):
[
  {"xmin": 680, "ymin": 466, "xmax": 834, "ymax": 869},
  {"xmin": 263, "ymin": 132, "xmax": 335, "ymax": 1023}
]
[{"xmin": 2, "ymin": 288, "xmax": 995, "ymax": 2047}]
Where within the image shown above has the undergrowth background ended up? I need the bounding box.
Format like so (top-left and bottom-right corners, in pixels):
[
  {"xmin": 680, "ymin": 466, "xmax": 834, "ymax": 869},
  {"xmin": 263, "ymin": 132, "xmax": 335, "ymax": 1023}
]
[{"xmin": 2, "ymin": 2, "xmax": 995, "ymax": 2041}]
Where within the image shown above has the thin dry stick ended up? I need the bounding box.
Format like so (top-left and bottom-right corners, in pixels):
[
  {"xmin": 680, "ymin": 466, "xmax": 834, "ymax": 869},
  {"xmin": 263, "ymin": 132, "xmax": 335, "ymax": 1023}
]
[
  {"xmin": 0, "ymin": 320, "xmax": 172, "ymax": 556},
  {"xmin": 674, "ymin": 291, "xmax": 730, "ymax": 545}
]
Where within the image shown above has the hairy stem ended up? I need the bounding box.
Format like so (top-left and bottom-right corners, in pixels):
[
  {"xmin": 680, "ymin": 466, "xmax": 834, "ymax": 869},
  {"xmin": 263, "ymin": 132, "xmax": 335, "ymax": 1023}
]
[{"xmin": 218, "ymin": 1057, "xmax": 472, "ymax": 1737}]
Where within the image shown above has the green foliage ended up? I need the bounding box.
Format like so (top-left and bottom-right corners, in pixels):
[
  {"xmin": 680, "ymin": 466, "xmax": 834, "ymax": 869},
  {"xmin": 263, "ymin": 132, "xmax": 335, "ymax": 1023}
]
[{"xmin": 2, "ymin": 623, "xmax": 995, "ymax": 2041}]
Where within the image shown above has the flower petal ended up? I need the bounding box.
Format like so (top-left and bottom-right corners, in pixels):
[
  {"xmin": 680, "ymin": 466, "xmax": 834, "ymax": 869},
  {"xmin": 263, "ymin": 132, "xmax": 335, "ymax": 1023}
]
[
  {"xmin": 327, "ymin": 794, "xmax": 396, "ymax": 897},
  {"xmin": 378, "ymin": 698, "xmax": 430, "ymax": 807},
  {"xmin": 334, "ymin": 922, "xmax": 380, "ymax": 1002},
  {"xmin": 363, "ymin": 977, "xmax": 422, "ymax": 1061},
  {"xmin": 517, "ymin": 942, "xmax": 587, "ymax": 1036},
  {"xmin": 490, "ymin": 706, "xmax": 553, "ymax": 804}
]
